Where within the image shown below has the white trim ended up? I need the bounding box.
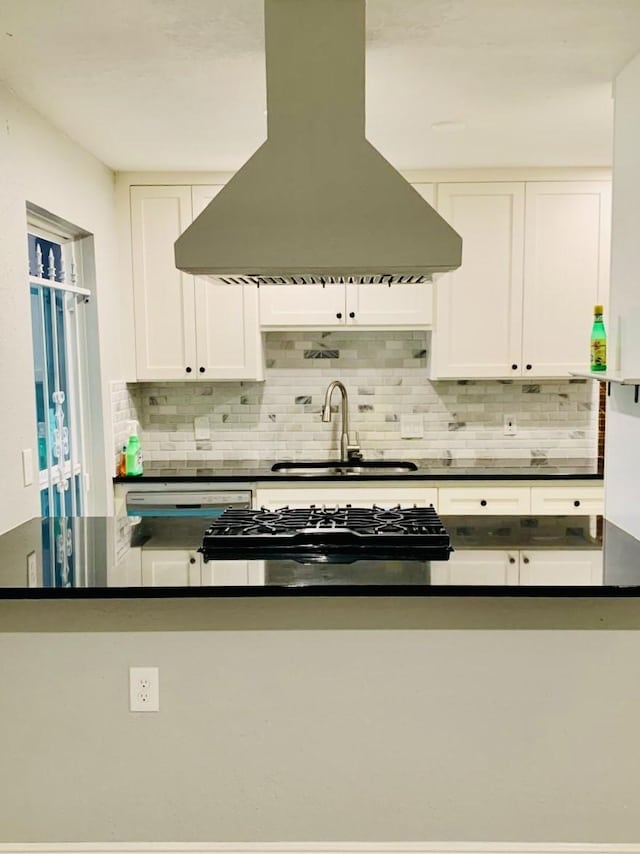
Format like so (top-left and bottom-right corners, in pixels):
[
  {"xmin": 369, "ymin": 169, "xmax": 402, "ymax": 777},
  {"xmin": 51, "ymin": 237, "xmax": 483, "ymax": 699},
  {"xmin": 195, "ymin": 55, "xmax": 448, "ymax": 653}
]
[
  {"xmin": 116, "ymin": 167, "xmax": 612, "ymax": 188},
  {"xmin": 1, "ymin": 844, "xmax": 639, "ymax": 854},
  {"xmin": 29, "ymin": 275, "xmax": 91, "ymax": 296}
]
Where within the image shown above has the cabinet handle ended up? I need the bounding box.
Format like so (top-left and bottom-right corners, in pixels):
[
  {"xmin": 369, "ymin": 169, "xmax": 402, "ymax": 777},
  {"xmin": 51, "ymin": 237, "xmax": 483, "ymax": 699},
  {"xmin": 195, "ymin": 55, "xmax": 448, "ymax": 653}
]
[
  {"xmin": 508, "ymin": 556, "xmax": 516, "ymax": 565},
  {"xmin": 189, "ymin": 557, "xmax": 196, "ymax": 564},
  {"xmin": 349, "ymin": 311, "xmax": 355, "ymax": 319},
  {"xmin": 199, "ymin": 366, "xmax": 205, "ymax": 373},
  {"xmin": 186, "ymin": 366, "xmax": 192, "ymax": 373},
  {"xmin": 511, "ymin": 363, "xmax": 518, "ymax": 371},
  {"xmin": 336, "ymin": 312, "xmax": 343, "ymax": 319},
  {"xmin": 526, "ymin": 364, "xmax": 532, "ymax": 371},
  {"xmin": 523, "ymin": 556, "xmax": 530, "ymax": 565},
  {"xmin": 574, "ymin": 499, "xmax": 581, "ymax": 507},
  {"xmin": 480, "ymin": 499, "xmax": 487, "ymax": 507}
]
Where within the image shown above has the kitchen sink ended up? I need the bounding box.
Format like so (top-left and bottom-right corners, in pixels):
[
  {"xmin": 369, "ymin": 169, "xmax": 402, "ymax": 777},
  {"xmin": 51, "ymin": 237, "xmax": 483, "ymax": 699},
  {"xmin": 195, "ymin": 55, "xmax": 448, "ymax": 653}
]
[{"xmin": 270, "ymin": 460, "xmax": 418, "ymax": 476}]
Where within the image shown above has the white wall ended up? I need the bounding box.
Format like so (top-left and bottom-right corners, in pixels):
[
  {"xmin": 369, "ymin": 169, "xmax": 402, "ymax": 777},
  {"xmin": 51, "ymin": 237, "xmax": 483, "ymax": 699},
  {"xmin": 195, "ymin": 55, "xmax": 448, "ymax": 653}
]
[
  {"xmin": 2, "ymin": 598, "xmax": 640, "ymax": 844},
  {"xmin": 0, "ymin": 82, "xmax": 133, "ymax": 534},
  {"xmin": 604, "ymin": 52, "xmax": 640, "ymax": 538}
]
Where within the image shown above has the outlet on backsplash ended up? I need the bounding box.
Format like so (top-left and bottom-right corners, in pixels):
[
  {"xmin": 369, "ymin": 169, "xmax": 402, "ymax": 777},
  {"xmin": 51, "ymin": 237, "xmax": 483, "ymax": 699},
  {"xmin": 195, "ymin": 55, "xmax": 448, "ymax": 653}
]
[
  {"xmin": 504, "ymin": 415, "xmax": 517, "ymax": 436},
  {"xmin": 400, "ymin": 414, "xmax": 424, "ymax": 439},
  {"xmin": 194, "ymin": 416, "xmax": 210, "ymax": 440}
]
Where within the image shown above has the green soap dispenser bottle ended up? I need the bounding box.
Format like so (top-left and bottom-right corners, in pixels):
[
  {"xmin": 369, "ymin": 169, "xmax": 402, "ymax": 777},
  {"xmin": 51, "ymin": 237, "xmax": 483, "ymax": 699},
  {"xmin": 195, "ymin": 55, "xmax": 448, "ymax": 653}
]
[
  {"xmin": 125, "ymin": 421, "xmax": 144, "ymax": 476},
  {"xmin": 590, "ymin": 304, "xmax": 607, "ymax": 372}
]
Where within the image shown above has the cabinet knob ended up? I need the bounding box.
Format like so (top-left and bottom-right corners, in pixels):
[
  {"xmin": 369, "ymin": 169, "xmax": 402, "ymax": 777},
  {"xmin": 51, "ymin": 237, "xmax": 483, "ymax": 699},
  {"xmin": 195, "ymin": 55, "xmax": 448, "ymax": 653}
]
[
  {"xmin": 574, "ymin": 499, "xmax": 581, "ymax": 507},
  {"xmin": 336, "ymin": 312, "xmax": 342, "ymax": 319},
  {"xmin": 189, "ymin": 557, "xmax": 196, "ymax": 564},
  {"xmin": 186, "ymin": 366, "xmax": 192, "ymax": 373},
  {"xmin": 480, "ymin": 499, "xmax": 487, "ymax": 507},
  {"xmin": 523, "ymin": 556, "xmax": 530, "ymax": 565},
  {"xmin": 508, "ymin": 556, "xmax": 516, "ymax": 565},
  {"xmin": 526, "ymin": 364, "xmax": 532, "ymax": 371},
  {"xmin": 349, "ymin": 311, "xmax": 355, "ymax": 319},
  {"xmin": 199, "ymin": 366, "xmax": 205, "ymax": 373},
  {"xmin": 511, "ymin": 363, "xmax": 518, "ymax": 371}
]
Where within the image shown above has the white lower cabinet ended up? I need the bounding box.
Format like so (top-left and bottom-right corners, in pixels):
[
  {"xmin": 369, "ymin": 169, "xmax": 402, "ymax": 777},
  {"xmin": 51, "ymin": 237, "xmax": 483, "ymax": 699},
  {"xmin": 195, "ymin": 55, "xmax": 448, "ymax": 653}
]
[
  {"xmin": 141, "ymin": 549, "xmax": 263, "ymax": 587},
  {"xmin": 432, "ymin": 549, "xmax": 602, "ymax": 586},
  {"xmin": 431, "ymin": 550, "xmax": 520, "ymax": 585},
  {"xmin": 518, "ymin": 550, "xmax": 603, "ymax": 585},
  {"xmin": 255, "ymin": 486, "xmax": 438, "ymax": 510},
  {"xmin": 437, "ymin": 486, "xmax": 531, "ymax": 515},
  {"xmin": 141, "ymin": 549, "xmax": 202, "ymax": 586}
]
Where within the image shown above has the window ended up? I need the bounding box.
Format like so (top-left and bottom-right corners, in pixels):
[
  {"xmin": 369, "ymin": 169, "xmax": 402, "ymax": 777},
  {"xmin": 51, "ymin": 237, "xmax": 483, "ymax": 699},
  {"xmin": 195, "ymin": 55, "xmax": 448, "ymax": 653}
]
[{"xmin": 28, "ymin": 220, "xmax": 91, "ymax": 517}]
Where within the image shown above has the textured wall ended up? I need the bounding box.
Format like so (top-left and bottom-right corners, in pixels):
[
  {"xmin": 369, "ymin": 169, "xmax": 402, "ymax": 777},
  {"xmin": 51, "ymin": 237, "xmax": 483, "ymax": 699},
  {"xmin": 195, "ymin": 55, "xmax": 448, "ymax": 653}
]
[{"xmin": 112, "ymin": 331, "xmax": 598, "ymax": 471}]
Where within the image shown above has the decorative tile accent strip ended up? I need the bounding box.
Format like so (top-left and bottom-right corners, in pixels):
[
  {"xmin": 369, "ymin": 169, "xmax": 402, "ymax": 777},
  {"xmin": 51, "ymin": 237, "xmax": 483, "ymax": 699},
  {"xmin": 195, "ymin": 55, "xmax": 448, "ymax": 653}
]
[
  {"xmin": 304, "ymin": 349, "xmax": 339, "ymax": 359},
  {"xmin": 112, "ymin": 331, "xmax": 599, "ymax": 464}
]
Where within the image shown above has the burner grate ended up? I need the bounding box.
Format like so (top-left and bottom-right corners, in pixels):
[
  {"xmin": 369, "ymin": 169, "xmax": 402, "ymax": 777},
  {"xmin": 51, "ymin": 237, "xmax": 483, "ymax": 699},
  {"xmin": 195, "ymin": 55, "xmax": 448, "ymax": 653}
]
[{"xmin": 201, "ymin": 504, "xmax": 451, "ymax": 562}]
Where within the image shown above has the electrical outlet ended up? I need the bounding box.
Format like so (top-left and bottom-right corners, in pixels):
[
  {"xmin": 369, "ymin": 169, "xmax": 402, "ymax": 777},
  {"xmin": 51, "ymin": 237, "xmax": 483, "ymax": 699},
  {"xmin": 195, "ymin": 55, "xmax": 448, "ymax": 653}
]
[
  {"xmin": 400, "ymin": 414, "xmax": 424, "ymax": 439},
  {"xmin": 194, "ymin": 416, "xmax": 210, "ymax": 440},
  {"xmin": 129, "ymin": 666, "xmax": 160, "ymax": 712},
  {"xmin": 503, "ymin": 415, "xmax": 517, "ymax": 436}
]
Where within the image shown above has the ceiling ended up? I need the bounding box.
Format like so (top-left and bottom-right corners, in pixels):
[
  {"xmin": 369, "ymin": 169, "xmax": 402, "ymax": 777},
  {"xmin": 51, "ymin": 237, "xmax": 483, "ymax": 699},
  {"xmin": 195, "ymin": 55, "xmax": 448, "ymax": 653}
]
[{"xmin": 1, "ymin": 0, "xmax": 640, "ymax": 172}]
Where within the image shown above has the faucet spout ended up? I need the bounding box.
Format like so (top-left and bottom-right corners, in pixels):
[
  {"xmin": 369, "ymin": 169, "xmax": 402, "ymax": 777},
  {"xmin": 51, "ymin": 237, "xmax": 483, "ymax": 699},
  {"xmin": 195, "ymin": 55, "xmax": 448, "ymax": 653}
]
[{"xmin": 321, "ymin": 380, "xmax": 362, "ymax": 461}]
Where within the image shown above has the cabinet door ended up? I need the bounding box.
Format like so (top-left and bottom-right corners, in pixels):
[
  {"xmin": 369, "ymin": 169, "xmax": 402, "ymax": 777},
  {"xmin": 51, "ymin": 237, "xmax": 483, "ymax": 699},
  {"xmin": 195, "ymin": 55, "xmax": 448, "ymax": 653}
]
[
  {"xmin": 430, "ymin": 550, "xmax": 519, "ymax": 585},
  {"xmin": 519, "ymin": 550, "xmax": 603, "ymax": 585},
  {"xmin": 141, "ymin": 549, "xmax": 201, "ymax": 586},
  {"xmin": 522, "ymin": 182, "xmax": 611, "ymax": 377},
  {"xmin": 131, "ymin": 186, "xmax": 197, "ymax": 380},
  {"xmin": 259, "ymin": 284, "xmax": 345, "ymax": 327},
  {"xmin": 437, "ymin": 486, "xmax": 531, "ymax": 515},
  {"xmin": 192, "ymin": 186, "xmax": 264, "ymax": 380},
  {"xmin": 346, "ymin": 283, "xmax": 432, "ymax": 326},
  {"xmin": 530, "ymin": 485, "xmax": 604, "ymax": 515},
  {"xmin": 431, "ymin": 183, "xmax": 525, "ymax": 378},
  {"xmin": 200, "ymin": 560, "xmax": 266, "ymax": 586}
]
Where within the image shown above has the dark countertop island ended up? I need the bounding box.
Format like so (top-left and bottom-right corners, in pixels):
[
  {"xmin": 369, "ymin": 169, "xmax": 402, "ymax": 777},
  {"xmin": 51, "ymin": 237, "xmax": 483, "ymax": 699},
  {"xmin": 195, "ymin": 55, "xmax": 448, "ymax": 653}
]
[{"xmin": 2, "ymin": 512, "xmax": 639, "ymax": 598}]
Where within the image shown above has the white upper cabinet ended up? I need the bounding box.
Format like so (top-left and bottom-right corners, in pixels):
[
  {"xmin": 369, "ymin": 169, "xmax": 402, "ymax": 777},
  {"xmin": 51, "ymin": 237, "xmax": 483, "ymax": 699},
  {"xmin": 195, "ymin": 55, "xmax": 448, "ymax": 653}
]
[
  {"xmin": 258, "ymin": 183, "xmax": 435, "ymax": 330},
  {"xmin": 432, "ymin": 183, "xmax": 525, "ymax": 378},
  {"xmin": 521, "ymin": 181, "xmax": 611, "ymax": 377},
  {"xmin": 131, "ymin": 186, "xmax": 197, "ymax": 380},
  {"xmin": 431, "ymin": 180, "xmax": 611, "ymax": 379},
  {"xmin": 130, "ymin": 185, "xmax": 264, "ymax": 381}
]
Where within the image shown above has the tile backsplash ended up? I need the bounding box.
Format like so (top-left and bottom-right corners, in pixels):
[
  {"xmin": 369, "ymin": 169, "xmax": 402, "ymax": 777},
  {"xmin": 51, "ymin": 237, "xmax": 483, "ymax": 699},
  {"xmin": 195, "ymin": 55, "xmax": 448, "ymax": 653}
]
[{"xmin": 111, "ymin": 331, "xmax": 598, "ymax": 469}]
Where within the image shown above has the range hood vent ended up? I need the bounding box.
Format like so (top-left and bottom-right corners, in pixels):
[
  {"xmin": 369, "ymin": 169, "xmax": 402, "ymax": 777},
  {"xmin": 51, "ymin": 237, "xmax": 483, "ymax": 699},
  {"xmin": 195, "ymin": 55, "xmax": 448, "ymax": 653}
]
[{"xmin": 175, "ymin": 0, "xmax": 462, "ymax": 283}]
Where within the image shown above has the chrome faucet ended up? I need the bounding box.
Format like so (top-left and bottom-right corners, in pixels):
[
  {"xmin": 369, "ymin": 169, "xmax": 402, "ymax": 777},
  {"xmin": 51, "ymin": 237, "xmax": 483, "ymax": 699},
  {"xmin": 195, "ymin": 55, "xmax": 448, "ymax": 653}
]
[{"xmin": 321, "ymin": 380, "xmax": 362, "ymax": 461}]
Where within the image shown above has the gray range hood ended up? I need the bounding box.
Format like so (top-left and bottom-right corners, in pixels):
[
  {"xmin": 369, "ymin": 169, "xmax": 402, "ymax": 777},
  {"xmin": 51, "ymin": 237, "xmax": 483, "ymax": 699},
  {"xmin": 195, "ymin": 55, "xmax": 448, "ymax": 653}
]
[{"xmin": 174, "ymin": 0, "xmax": 462, "ymax": 285}]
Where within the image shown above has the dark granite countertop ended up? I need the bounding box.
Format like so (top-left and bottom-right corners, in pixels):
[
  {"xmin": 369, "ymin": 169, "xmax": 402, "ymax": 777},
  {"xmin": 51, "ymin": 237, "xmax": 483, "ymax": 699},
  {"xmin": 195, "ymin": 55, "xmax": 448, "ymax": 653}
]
[
  {"xmin": 2, "ymin": 513, "xmax": 639, "ymax": 598},
  {"xmin": 114, "ymin": 457, "xmax": 603, "ymax": 483}
]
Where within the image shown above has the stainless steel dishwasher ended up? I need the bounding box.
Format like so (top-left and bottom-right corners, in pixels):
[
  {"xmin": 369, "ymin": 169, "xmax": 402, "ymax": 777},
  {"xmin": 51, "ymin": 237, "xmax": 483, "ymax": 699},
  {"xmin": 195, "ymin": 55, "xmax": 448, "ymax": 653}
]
[
  {"xmin": 125, "ymin": 488, "xmax": 252, "ymax": 518},
  {"xmin": 124, "ymin": 488, "xmax": 259, "ymax": 587}
]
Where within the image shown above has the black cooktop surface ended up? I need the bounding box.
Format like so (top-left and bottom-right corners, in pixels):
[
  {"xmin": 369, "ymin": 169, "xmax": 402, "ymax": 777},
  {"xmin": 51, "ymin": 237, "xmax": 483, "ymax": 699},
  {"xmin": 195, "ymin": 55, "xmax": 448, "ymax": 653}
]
[{"xmin": 200, "ymin": 505, "xmax": 452, "ymax": 562}]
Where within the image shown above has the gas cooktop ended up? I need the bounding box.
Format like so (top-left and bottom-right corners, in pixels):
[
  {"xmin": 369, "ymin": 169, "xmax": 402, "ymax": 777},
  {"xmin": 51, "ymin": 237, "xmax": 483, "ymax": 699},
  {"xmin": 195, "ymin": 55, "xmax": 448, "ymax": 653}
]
[{"xmin": 200, "ymin": 505, "xmax": 452, "ymax": 563}]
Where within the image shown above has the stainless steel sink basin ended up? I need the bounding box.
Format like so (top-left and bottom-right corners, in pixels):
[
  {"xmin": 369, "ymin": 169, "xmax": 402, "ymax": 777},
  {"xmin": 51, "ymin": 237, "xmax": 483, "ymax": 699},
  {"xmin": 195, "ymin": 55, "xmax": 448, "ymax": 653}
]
[{"xmin": 271, "ymin": 460, "xmax": 418, "ymax": 476}]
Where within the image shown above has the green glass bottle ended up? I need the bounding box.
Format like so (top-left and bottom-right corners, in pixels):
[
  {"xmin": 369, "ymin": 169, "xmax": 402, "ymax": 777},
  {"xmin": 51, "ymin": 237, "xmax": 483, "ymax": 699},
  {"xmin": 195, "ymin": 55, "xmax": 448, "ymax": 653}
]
[{"xmin": 590, "ymin": 304, "xmax": 607, "ymax": 372}]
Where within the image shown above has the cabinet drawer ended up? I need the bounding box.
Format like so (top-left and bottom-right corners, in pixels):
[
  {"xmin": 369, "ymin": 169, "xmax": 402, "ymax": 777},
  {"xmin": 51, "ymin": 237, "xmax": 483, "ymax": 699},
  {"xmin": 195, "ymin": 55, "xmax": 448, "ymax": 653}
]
[
  {"xmin": 255, "ymin": 486, "xmax": 437, "ymax": 510},
  {"xmin": 530, "ymin": 486, "xmax": 603, "ymax": 515},
  {"xmin": 437, "ymin": 486, "xmax": 530, "ymax": 515}
]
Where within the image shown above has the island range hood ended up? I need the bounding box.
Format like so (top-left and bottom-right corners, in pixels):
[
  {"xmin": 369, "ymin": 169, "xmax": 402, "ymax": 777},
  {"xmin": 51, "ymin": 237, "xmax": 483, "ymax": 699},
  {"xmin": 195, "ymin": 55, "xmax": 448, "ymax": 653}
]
[{"xmin": 174, "ymin": 0, "xmax": 462, "ymax": 285}]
